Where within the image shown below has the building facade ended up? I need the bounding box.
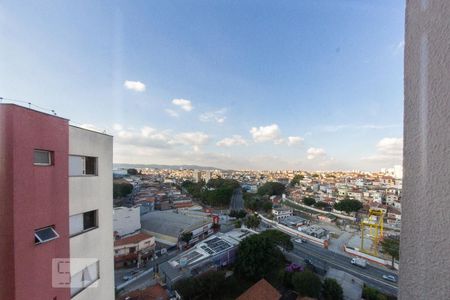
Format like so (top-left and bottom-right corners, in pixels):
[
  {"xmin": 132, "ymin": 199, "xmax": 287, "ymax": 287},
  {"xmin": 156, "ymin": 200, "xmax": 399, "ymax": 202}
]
[{"xmin": 0, "ymin": 104, "xmax": 114, "ymax": 300}]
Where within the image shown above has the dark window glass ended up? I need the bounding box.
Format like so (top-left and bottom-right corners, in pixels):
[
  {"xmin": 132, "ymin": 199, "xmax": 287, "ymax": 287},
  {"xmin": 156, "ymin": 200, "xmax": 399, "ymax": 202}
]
[
  {"xmin": 35, "ymin": 226, "xmax": 59, "ymax": 244},
  {"xmin": 83, "ymin": 210, "xmax": 97, "ymax": 230},
  {"xmin": 85, "ymin": 157, "xmax": 97, "ymax": 175}
]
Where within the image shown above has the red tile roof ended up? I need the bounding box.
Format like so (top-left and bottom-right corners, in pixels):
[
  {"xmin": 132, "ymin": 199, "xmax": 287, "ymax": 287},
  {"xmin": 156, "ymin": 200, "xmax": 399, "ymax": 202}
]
[
  {"xmin": 237, "ymin": 279, "xmax": 281, "ymax": 300},
  {"xmin": 118, "ymin": 283, "xmax": 168, "ymax": 300},
  {"xmin": 114, "ymin": 232, "xmax": 153, "ymax": 247}
]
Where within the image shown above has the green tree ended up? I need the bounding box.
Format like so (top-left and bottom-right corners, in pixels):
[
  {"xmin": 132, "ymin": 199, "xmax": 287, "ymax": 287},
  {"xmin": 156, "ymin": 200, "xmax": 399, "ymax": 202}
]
[
  {"xmin": 362, "ymin": 286, "xmax": 388, "ymax": 300},
  {"xmin": 314, "ymin": 201, "xmax": 329, "ymax": 209},
  {"xmin": 260, "ymin": 229, "xmax": 293, "ymax": 251},
  {"xmin": 234, "ymin": 219, "xmax": 242, "ymax": 228},
  {"xmin": 291, "ymin": 270, "xmax": 322, "ymax": 298},
  {"xmin": 322, "ymin": 278, "xmax": 343, "ymax": 300},
  {"xmin": 303, "ymin": 197, "xmax": 316, "ymax": 206},
  {"xmin": 196, "ymin": 271, "xmax": 226, "ymax": 300},
  {"xmin": 113, "ymin": 180, "xmax": 133, "ymax": 198},
  {"xmin": 262, "ymin": 201, "xmax": 273, "ymax": 212},
  {"xmin": 258, "ymin": 182, "xmax": 286, "ymax": 196},
  {"xmin": 180, "ymin": 232, "xmax": 193, "ymax": 244},
  {"xmin": 244, "ymin": 214, "xmax": 261, "ymax": 229},
  {"xmin": 290, "ymin": 175, "xmax": 304, "ymax": 186},
  {"xmin": 235, "ymin": 234, "xmax": 284, "ymax": 281},
  {"xmin": 381, "ymin": 237, "xmax": 400, "ymax": 268},
  {"xmin": 334, "ymin": 199, "xmax": 363, "ymax": 214},
  {"xmin": 173, "ymin": 277, "xmax": 198, "ymax": 300},
  {"xmin": 127, "ymin": 168, "xmax": 138, "ymax": 175}
]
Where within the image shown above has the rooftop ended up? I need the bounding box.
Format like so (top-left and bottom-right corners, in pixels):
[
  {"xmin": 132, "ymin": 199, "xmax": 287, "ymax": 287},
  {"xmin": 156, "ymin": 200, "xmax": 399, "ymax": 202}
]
[
  {"xmin": 141, "ymin": 210, "xmax": 211, "ymax": 238},
  {"xmin": 114, "ymin": 232, "xmax": 153, "ymax": 247},
  {"xmin": 236, "ymin": 279, "xmax": 281, "ymax": 300}
]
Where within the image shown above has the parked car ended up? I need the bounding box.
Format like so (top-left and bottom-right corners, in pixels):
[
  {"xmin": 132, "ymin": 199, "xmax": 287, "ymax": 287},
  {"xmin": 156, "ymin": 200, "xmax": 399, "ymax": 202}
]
[
  {"xmin": 123, "ymin": 270, "xmax": 142, "ymax": 281},
  {"xmin": 382, "ymin": 274, "xmax": 397, "ymax": 282}
]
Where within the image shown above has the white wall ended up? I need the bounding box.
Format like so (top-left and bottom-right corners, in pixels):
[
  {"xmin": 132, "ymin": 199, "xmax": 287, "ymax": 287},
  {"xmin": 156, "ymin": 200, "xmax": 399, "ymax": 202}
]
[
  {"xmin": 401, "ymin": 1, "xmax": 450, "ymax": 298},
  {"xmin": 69, "ymin": 126, "xmax": 114, "ymax": 300},
  {"xmin": 113, "ymin": 206, "xmax": 141, "ymax": 237}
]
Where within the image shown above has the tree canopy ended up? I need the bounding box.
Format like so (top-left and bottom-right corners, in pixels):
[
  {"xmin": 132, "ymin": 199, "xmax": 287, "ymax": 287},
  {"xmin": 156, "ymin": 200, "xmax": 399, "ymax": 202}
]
[
  {"xmin": 333, "ymin": 199, "xmax": 363, "ymax": 213},
  {"xmin": 303, "ymin": 197, "xmax": 316, "ymax": 206},
  {"xmin": 113, "ymin": 180, "xmax": 133, "ymax": 199},
  {"xmin": 173, "ymin": 271, "xmax": 227, "ymax": 300},
  {"xmin": 291, "ymin": 270, "xmax": 322, "ymax": 298},
  {"xmin": 290, "ymin": 175, "xmax": 304, "ymax": 186},
  {"xmin": 258, "ymin": 182, "xmax": 286, "ymax": 196},
  {"xmin": 235, "ymin": 234, "xmax": 285, "ymax": 281},
  {"xmin": 322, "ymin": 278, "xmax": 343, "ymax": 300},
  {"xmin": 244, "ymin": 214, "xmax": 261, "ymax": 229},
  {"xmin": 127, "ymin": 168, "xmax": 138, "ymax": 175},
  {"xmin": 260, "ymin": 229, "xmax": 293, "ymax": 251},
  {"xmin": 381, "ymin": 236, "xmax": 400, "ymax": 267},
  {"xmin": 182, "ymin": 178, "xmax": 240, "ymax": 207}
]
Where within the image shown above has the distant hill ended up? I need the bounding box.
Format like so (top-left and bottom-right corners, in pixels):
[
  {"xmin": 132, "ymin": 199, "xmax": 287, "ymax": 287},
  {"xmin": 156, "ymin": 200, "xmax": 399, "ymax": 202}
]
[{"xmin": 113, "ymin": 163, "xmax": 224, "ymax": 171}]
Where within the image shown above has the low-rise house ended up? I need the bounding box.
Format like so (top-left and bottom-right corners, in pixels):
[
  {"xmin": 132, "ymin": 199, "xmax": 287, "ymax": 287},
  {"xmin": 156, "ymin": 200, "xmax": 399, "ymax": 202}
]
[
  {"xmin": 114, "ymin": 232, "xmax": 155, "ymax": 268},
  {"xmin": 272, "ymin": 206, "xmax": 293, "ymax": 221},
  {"xmin": 236, "ymin": 278, "xmax": 281, "ymax": 300}
]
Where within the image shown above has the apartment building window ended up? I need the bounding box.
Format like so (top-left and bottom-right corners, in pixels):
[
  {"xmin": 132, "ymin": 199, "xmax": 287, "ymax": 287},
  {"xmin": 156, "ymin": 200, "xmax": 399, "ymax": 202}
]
[
  {"xmin": 70, "ymin": 260, "xmax": 99, "ymax": 297},
  {"xmin": 69, "ymin": 155, "xmax": 98, "ymax": 176},
  {"xmin": 34, "ymin": 149, "xmax": 53, "ymax": 166},
  {"xmin": 35, "ymin": 226, "xmax": 59, "ymax": 245},
  {"xmin": 69, "ymin": 210, "xmax": 98, "ymax": 237}
]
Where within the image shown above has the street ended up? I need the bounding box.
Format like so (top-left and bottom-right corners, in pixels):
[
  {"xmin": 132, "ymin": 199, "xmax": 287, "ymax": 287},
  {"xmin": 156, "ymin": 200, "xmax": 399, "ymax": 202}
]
[
  {"xmin": 115, "ymin": 249, "xmax": 179, "ymax": 294},
  {"xmin": 289, "ymin": 241, "xmax": 398, "ymax": 296},
  {"xmin": 229, "ymin": 188, "xmax": 244, "ymax": 211}
]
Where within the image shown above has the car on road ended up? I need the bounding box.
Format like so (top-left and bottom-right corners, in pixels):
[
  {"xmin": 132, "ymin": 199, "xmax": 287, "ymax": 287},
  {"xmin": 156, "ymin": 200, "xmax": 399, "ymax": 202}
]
[
  {"xmin": 382, "ymin": 274, "xmax": 397, "ymax": 283},
  {"xmin": 294, "ymin": 238, "xmax": 303, "ymax": 244},
  {"xmin": 122, "ymin": 270, "xmax": 142, "ymax": 281}
]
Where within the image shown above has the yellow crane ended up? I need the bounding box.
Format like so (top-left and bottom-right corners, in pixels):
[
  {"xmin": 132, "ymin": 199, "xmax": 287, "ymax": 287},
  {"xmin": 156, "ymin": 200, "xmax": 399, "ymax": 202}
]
[{"xmin": 360, "ymin": 208, "xmax": 384, "ymax": 256}]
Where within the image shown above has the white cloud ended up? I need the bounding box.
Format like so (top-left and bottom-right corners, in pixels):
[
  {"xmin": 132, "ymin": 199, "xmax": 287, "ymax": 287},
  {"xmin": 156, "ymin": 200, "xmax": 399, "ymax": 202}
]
[
  {"xmin": 199, "ymin": 108, "xmax": 227, "ymax": 123},
  {"xmin": 171, "ymin": 132, "xmax": 209, "ymax": 146},
  {"xmin": 216, "ymin": 135, "xmax": 248, "ymax": 147},
  {"xmin": 250, "ymin": 124, "xmax": 281, "ymax": 143},
  {"xmin": 362, "ymin": 137, "xmax": 403, "ymax": 164},
  {"xmin": 124, "ymin": 80, "xmax": 146, "ymax": 92},
  {"xmin": 172, "ymin": 98, "xmax": 193, "ymax": 112},
  {"xmin": 307, "ymin": 147, "xmax": 327, "ymax": 160},
  {"xmin": 165, "ymin": 109, "xmax": 179, "ymax": 117},
  {"xmin": 287, "ymin": 136, "xmax": 304, "ymax": 146},
  {"xmin": 377, "ymin": 137, "xmax": 403, "ymax": 155},
  {"xmin": 320, "ymin": 124, "xmax": 400, "ymax": 133}
]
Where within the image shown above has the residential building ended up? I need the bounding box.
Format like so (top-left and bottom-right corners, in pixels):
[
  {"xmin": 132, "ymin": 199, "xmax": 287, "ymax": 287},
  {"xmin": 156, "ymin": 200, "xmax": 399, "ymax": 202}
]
[
  {"xmin": 0, "ymin": 104, "xmax": 114, "ymax": 300},
  {"xmin": 236, "ymin": 278, "xmax": 281, "ymax": 300},
  {"xmin": 114, "ymin": 232, "xmax": 155, "ymax": 268},
  {"xmin": 272, "ymin": 206, "xmax": 293, "ymax": 221},
  {"xmin": 193, "ymin": 170, "xmax": 202, "ymax": 183}
]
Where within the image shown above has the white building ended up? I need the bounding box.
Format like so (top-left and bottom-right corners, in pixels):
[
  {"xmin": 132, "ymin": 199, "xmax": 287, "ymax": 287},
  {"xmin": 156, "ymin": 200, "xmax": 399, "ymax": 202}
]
[
  {"xmin": 193, "ymin": 170, "xmax": 202, "ymax": 183},
  {"xmin": 113, "ymin": 206, "xmax": 141, "ymax": 238},
  {"xmin": 68, "ymin": 126, "xmax": 114, "ymax": 300},
  {"xmin": 272, "ymin": 207, "xmax": 293, "ymax": 221}
]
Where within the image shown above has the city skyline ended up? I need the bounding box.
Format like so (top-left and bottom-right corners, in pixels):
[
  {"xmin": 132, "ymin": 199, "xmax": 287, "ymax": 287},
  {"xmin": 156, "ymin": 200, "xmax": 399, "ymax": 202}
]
[{"xmin": 0, "ymin": 1, "xmax": 404, "ymax": 171}]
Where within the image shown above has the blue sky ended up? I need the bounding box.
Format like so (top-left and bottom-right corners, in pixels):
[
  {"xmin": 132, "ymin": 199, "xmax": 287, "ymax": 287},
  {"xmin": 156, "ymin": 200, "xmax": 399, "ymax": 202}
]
[{"xmin": 0, "ymin": 1, "xmax": 405, "ymax": 170}]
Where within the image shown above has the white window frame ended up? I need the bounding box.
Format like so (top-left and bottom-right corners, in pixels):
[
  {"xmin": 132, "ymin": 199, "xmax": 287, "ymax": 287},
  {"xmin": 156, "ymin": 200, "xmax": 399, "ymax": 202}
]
[
  {"xmin": 35, "ymin": 226, "xmax": 60, "ymax": 245},
  {"xmin": 69, "ymin": 210, "xmax": 98, "ymax": 237},
  {"xmin": 33, "ymin": 149, "xmax": 52, "ymax": 166}
]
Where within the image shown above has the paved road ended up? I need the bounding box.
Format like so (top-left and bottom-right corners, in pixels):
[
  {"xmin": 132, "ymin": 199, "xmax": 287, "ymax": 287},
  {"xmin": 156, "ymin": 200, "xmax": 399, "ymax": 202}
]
[
  {"xmin": 116, "ymin": 250, "xmax": 179, "ymax": 293},
  {"xmin": 289, "ymin": 242, "xmax": 398, "ymax": 296},
  {"xmin": 229, "ymin": 188, "xmax": 244, "ymax": 211}
]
